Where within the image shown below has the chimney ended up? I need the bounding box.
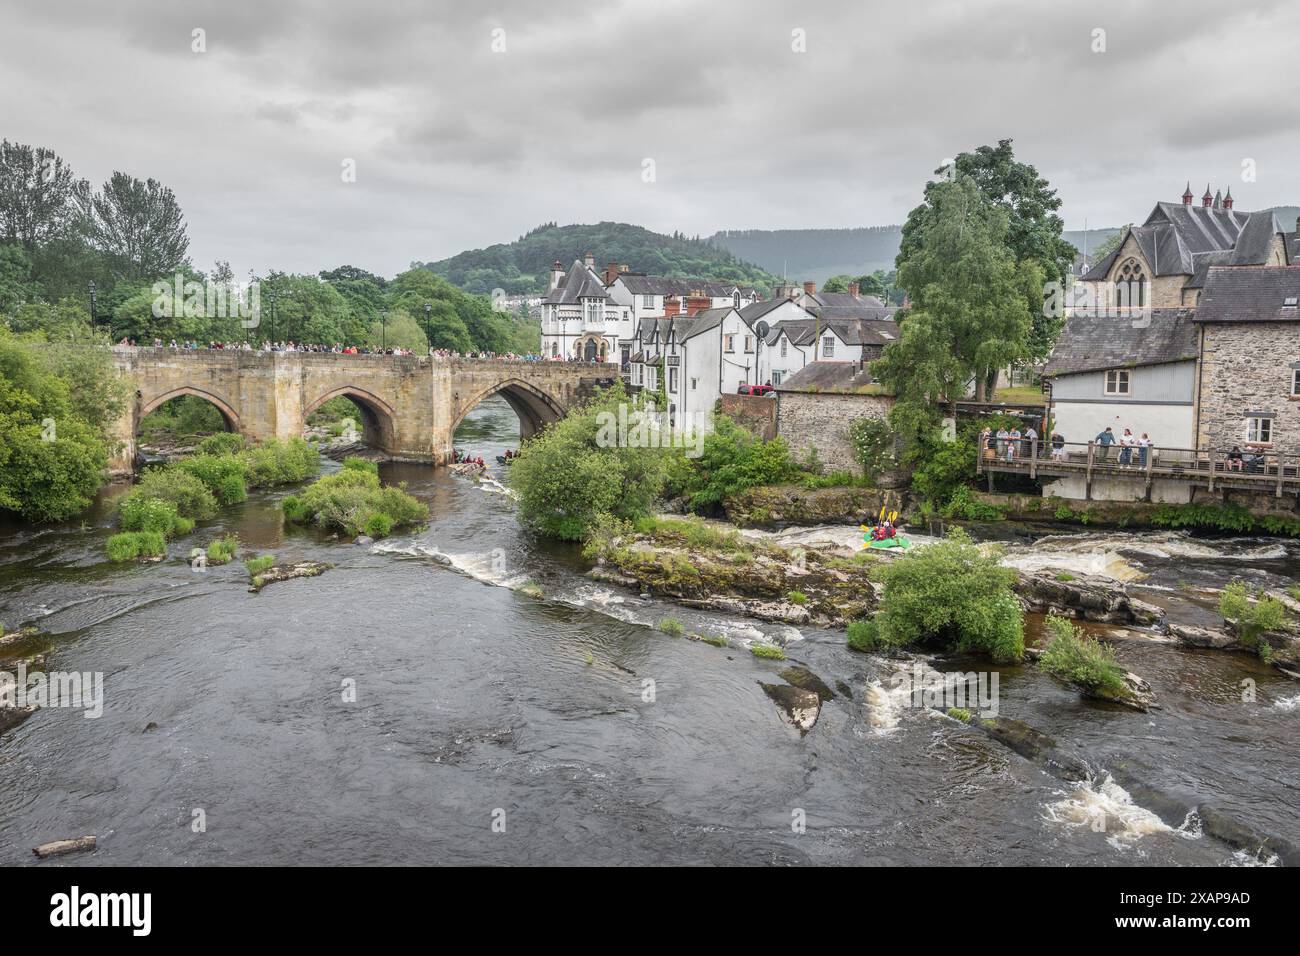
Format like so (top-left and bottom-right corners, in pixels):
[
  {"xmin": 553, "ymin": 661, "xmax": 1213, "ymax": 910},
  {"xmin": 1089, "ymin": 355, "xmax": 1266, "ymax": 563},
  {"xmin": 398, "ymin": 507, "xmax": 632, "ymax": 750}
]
[
  {"xmin": 1202, "ymin": 184, "xmax": 1213, "ymax": 208},
  {"xmin": 1182, "ymin": 182, "xmax": 1194, "ymax": 205},
  {"xmin": 684, "ymin": 291, "xmax": 711, "ymax": 316},
  {"xmin": 584, "ymin": 251, "xmax": 594, "ymax": 269},
  {"xmin": 663, "ymin": 295, "xmax": 681, "ymax": 318},
  {"xmin": 1213, "ymin": 189, "xmax": 1222, "ymax": 209},
  {"xmin": 550, "ymin": 260, "xmax": 565, "ymax": 291},
  {"xmin": 848, "ymin": 281, "xmax": 860, "ymax": 296},
  {"xmin": 1223, "ymin": 188, "xmax": 1234, "ymax": 210},
  {"xmin": 619, "ymin": 264, "xmax": 629, "ymax": 273},
  {"xmin": 603, "ymin": 262, "xmax": 620, "ymax": 285},
  {"xmin": 803, "ymin": 281, "xmax": 816, "ymax": 295}
]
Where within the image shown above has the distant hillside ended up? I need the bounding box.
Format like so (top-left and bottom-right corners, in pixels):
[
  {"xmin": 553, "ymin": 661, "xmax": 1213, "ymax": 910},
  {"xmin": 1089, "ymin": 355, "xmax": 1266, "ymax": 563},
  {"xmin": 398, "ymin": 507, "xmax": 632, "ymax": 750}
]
[
  {"xmin": 708, "ymin": 226, "xmax": 902, "ymax": 285},
  {"xmin": 418, "ymin": 222, "xmax": 779, "ymax": 295}
]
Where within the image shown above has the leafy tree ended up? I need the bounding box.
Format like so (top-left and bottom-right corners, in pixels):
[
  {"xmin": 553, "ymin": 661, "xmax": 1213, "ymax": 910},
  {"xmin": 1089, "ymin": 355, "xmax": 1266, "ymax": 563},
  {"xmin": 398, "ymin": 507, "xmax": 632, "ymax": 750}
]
[
  {"xmin": 84, "ymin": 172, "xmax": 190, "ymax": 282},
  {"xmin": 0, "ymin": 141, "xmax": 87, "ymax": 251},
  {"xmin": 508, "ymin": 383, "xmax": 672, "ymax": 540},
  {"xmin": 878, "ymin": 175, "xmax": 1033, "ymax": 419},
  {"xmin": 363, "ymin": 307, "xmax": 427, "ymax": 352},
  {"xmin": 666, "ymin": 415, "xmax": 802, "ymax": 512}
]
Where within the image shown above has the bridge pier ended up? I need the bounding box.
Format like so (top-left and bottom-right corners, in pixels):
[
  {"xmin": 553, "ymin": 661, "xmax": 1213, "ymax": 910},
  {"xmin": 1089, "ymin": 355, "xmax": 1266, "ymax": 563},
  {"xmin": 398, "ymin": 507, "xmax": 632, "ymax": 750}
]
[{"xmin": 110, "ymin": 349, "xmax": 598, "ymax": 473}]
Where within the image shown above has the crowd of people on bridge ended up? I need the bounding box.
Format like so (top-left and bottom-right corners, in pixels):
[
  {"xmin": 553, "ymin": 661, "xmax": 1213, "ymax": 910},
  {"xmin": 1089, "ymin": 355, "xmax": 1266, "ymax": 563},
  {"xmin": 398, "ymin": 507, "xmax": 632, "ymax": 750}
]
[{"xmin": 113, "ymin": 339, "xmax": 613, "ymax": 363}]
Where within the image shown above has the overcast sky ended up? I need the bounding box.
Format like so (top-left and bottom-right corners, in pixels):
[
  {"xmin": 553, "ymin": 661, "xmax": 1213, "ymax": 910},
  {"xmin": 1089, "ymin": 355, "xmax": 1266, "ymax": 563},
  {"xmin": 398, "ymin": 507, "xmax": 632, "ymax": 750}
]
[{"xmin": 3, "ymin": 0, "xmax": 1298, "ymax": 278}]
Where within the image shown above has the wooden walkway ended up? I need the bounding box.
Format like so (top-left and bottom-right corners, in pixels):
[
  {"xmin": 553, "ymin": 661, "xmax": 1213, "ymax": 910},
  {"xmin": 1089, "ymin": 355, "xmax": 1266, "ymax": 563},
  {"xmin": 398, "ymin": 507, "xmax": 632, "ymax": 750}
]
[{"xmin": 976, "ymin": 438, "xmax": 1300, "ymax": 500}]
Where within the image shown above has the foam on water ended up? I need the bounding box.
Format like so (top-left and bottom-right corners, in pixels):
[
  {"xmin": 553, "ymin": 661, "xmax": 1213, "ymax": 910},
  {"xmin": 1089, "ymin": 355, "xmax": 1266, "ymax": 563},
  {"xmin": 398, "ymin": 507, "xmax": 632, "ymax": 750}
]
[
  {"xmin": 1273, "ymin": 692, "xmax": 1300, "ymax": 712},
  {"xmin": 1043, "ymin": 774, "xmax": 1200, "ymax": 850}
]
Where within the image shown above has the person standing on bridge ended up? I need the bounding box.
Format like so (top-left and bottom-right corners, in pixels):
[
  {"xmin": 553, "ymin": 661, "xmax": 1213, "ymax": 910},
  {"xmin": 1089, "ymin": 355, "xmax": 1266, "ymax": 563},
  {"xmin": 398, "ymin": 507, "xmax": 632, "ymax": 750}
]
[{"xmin": 1094, "ymin": 426, "xmax": 1116, "ymax": 460}]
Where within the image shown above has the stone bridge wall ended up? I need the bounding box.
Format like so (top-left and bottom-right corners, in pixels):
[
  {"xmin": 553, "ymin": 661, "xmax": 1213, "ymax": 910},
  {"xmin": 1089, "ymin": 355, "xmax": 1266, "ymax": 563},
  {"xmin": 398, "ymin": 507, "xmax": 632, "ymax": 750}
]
[{"xmin": 110, "ymin": 348, "xmax": 604, "ymax": 473}]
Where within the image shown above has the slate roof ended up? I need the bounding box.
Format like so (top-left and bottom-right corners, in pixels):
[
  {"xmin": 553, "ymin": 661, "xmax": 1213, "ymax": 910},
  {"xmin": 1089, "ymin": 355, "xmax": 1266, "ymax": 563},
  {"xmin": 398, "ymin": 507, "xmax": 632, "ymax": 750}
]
[
  {"xmin": 1081, "ymin": 204, "xmax": 1274, "ymax": 280},
  {"xmin": 775, "ymin": 361, "xmax": 884, "ymax": 394},
  {"xmin": 615, "ymin": 274, "xmax": 756, "ymax": 297},
  {"xmin": 1194, "ymin": 266, "xmax": 1300, "ymax": 323},
  {"xmin": 738, "ymin": 298, "xmax": 804, "ymax": 324},
  {"xmin": 1043, "ymin": 308, "xmax": 1198, "ymax": 377},
  {"xmin": 543, "ymin": 259, "xmax": 612, "ymax": 305},
  {"xmin": 806, "ymin": 291, "xmax": 888, "ymax": 310},
  {"xmin": 679, "ymin": 307, "xmax": 735, "ymax": 341},
  {"xmin": 766, "ymin": 316, "xmax": 901, "ymax": 348}
]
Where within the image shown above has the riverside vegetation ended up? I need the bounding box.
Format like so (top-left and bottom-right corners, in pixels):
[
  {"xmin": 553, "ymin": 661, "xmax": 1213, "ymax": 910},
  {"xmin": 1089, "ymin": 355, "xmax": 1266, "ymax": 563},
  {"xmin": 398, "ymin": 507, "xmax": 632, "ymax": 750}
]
[{"xmin": 282, "ymin": 457, "xmax": 428, "ymax": 539}]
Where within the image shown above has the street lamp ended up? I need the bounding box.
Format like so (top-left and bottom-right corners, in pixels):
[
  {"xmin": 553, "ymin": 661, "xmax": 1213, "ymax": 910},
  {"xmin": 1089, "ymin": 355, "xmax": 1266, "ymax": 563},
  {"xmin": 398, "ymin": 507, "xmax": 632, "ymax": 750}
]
[
  {"xmin": 380, "ymin": 308, "xmax": 389, "ymax": 351},
  {"xmin": 265, "ymin": 290, "xmax": 277, "ymax": 345},
  {"xmin": 424, "ymin": 303, "xmax": 432, "ymax": 352}
]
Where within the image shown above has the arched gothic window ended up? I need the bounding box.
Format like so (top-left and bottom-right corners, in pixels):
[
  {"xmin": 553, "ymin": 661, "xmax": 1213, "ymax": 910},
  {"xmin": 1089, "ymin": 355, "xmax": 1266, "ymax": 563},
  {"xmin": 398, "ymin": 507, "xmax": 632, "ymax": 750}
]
[{"xmin": 1116, "ymin": 258, "xmax": 1146, "ymax": 308}]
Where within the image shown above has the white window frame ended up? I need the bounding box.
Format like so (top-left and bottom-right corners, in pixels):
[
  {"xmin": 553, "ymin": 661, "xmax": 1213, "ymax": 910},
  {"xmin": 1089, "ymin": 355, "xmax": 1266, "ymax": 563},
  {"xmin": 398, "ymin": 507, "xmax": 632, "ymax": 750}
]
[
  {"xmin": 1247, "ymin": 416, "xmax": 1273, "ymax": 445},
  {"xmin": 780, "ymin": 338, "xmax": 788, "ymax": 358},
  {"xmin": 744, "ymin": 335, "xmax": 754, "ymax": 353},
  {"xmin": 645, "ymin": 366, "xmax": 657, "ymax": 390},
  {"xmin": 668, "ymin": 366, "xmax": 678, "ymax": 394},
  {"xmin": 1104, "ymin": 369, "xmax": 1130, "ymax": 395},
  {"xmin": 1292, "ymin": 367, "xmax": 1300, "ymax": 397},
  {"xmin": 822, "ymin": 336, "xmax": 835, "ymax": 358},
  {"xmin": 771, "ymin": 370, "xmax": 783, "ymax": 386},
  {"xmin": 642, "ymin": 295, "xmax": 654, "ymax": 309}
]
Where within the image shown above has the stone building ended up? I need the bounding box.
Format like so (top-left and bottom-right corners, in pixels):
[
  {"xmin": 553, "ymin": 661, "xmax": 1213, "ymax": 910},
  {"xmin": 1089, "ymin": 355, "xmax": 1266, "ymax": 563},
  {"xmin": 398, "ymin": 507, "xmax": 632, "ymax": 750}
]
[
  {"xmin": 1078, "ymin": 185, "xmax": 1294, "ymax": 311},
  {"xmin": 1193, "ymin": 265, "xmax": 1300, "ymax": 456},
  {"xmin": 773, "ymin": 361, "xmax": 893, "ymax": 474}
]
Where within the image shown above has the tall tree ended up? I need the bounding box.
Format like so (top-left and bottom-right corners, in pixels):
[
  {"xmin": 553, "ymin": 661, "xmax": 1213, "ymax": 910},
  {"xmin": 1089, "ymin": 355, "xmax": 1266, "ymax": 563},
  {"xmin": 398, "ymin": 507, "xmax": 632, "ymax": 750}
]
[
  {"xmin": 0, "ymin": 140, "xmax": 86, "ymax": 251},
  {"xmin": 85, "ymin": 172, "xmax": 190, "ymax": 281},
  {"xmin": 876, "ymin": 176, "xmax": 1033, "ymax": 414}
]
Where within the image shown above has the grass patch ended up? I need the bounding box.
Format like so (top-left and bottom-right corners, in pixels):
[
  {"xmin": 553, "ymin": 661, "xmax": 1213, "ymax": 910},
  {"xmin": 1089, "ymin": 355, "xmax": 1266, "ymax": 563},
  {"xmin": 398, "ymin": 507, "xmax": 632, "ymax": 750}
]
[
  {"xmin": 750, "ymin": 644, "xmax": 786, "ymax": 661},
  {"xmin": 1054, "ymin": 571, "xmax": 1075, "ymax": 582},
  {"xmin": 946, "ymin": 707, "xmax": 972, "ymax": 723},
  {"xmin": 786, "ymin": 590, "xmax": 808, "ymax": 605},
  {"xmin": 1038, "ymin": 615, "xmax": 1128, "ymax": 698},
  {"xmin": 244, "ymin": 554, "xmax": 275, "ymax": 578},
  {"xmin": 1220, "ymin": 582, "xmax": 1287, "ymax": 659},
  {"xmin": 106, "ymin": 530, "xmax": 166, "ymax": 561},
  {"xmin": 657, "ymin": 617, "xmax": 685, "ymax": 636},
  {"xmin": 205, "ymin": 534, "xmax": 239, "ymax": 565}
]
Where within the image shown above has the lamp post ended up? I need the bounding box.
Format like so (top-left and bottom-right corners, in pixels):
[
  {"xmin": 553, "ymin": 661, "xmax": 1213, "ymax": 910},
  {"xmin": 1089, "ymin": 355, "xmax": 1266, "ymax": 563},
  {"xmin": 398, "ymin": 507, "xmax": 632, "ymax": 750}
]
[
  {"xmin": 380, "ymin": 308, "xmax": 388, "ymax": 351},
  {"xmin": 88, "ymin": 280, "xmax": 97, "ymax": 337},
  {"xmin": 266, "ymin": 290, "xmax": 277, "ymax": 345},
  {"xmin": 424, "ymin": 303, "xmax": 432, "ymax": 352}
]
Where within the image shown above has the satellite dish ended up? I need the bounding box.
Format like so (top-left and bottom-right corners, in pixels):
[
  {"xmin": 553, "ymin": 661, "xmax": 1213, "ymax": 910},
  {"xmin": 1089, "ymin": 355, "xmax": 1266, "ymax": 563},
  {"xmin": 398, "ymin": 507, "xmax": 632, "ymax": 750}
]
[{"xmin": 754, "ymin": 320, "xmax": 770, "ymax": 339}]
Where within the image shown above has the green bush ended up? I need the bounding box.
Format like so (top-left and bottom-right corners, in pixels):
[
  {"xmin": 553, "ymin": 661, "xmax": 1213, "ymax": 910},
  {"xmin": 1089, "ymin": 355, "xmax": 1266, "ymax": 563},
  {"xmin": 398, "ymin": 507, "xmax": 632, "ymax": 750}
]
[
  {"xmin": 658, "ymin": 617, "xmax": 685, "ymax": 636},
  {"xmin": 942, "ymin": 485, "xmax": 1005, "ymax": 521},
  {"xmin": 946, "ymin": 707, "xmax": 972, "ymax": 723},
  {"xmin": 865, "ymin": 527, "xmax": 1023, "ymax": 662},
  {"xmin": 125, "ymin": 467, "xmax": 219, "ymax": 521},
  {"xmin": 244, "ymin": 554, "xmax": 275, "ymax": 577},
  {"xmin": 342, "ymin": 457, "xmax": 378, "ymax": 475},
  {"xmin": 205, "ymin": 534, "xmax": 239, "ymax": 565},
  {"xmin": 1220, "ymin": 582, "xmax": 1287, "ymax": 657},
  {"xmin": 1038, "ymin": 615, "xmax": 1129, "ymax": 698},
  {"xmin": 750, "ymin": 644, "xmax": 786, "ymax": 660},
  {"xmin": 847, "ymin": 416, "xmax": 896, "ymax": 479},
  {"xmin": 665, "ymin": 415, "xmax": 802, "ymax": 512},
  {"xmin": 196, "ymin": 432, "xmax": 246, "ymax": 456},
  {"xmin": 846, "ymin": 618, "xmax": 880, "ymax": 652},
  {"xmin": 364, "ymin": 512, "xmax": 394, "ymax": 538},
  {"xmin": 237, "ymin": 438, "xmax": 319, "ymax": 488},
  {"xmin": 106, "ymin": 530, "xmax": 167, "ymax": 561},
  {"xmin": 178, "ymin": 454, "xmax": 248, "ymax": 505},
  {"xmin": 1152, "ymin": 502, "xmax": 1300, "ymax": 537},
  {"xmin": 120, "ymin": 496, "xmax": 186, "ymax": 535},
  {"xmin": 283, "ymin": 466, "xmax": 427, "ymax": 537},
  {"xmin": 508, "ymin": 383, "xmax": 673, "ymax": 540}
]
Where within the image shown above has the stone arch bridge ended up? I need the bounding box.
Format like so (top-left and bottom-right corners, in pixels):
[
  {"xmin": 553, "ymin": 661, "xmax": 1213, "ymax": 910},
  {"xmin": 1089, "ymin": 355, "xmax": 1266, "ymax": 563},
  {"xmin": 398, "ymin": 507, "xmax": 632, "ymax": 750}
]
[{"xmin": 109, "ymin": 348, "xmax": 611, "ymax": 473}]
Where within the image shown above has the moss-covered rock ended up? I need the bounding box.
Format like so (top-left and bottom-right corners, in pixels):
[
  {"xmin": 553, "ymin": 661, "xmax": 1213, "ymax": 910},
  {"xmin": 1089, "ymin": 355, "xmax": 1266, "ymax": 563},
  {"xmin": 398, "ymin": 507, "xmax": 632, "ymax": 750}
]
[{"xmin": 724, "ymin": 484, "xmax": 909, "ymax": 529}]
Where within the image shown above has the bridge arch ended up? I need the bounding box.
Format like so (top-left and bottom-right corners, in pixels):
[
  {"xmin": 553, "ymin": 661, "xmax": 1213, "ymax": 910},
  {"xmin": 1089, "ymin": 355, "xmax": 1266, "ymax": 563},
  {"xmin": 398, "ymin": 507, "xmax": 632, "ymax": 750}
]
[
  {"xmin": 303, "ymin": 385, "xmax": 398, "ymax": 452},
  {"xmin": 137, "ymin": 385, "xmax": 242, "ymax": 434},
  {"xmin": 451, "ymin": 378, "xmax": 566, "ymax": 441}
]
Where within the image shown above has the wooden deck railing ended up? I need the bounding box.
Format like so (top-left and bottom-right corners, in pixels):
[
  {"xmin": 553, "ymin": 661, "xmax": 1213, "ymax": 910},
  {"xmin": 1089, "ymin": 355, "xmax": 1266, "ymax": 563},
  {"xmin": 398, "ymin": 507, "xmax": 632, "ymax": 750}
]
[{"xmin": 975, "ymin": 437, "xmax": 1300, "ymax": 498}]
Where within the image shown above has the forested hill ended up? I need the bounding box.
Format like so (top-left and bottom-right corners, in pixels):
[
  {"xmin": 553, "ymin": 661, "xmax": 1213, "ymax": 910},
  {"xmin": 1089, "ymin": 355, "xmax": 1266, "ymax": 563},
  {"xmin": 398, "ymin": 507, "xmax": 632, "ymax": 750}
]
[{"xmin": 417, "ymin": 222, "xmax": 779, "ymax": 295}]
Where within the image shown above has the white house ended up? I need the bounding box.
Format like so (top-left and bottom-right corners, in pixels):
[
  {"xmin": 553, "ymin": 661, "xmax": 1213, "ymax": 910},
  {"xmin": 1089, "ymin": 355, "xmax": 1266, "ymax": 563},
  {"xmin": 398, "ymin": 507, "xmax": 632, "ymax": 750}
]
[{"xmin": 539, "ymin": 254, "xmax": 635, "ymax": 363}]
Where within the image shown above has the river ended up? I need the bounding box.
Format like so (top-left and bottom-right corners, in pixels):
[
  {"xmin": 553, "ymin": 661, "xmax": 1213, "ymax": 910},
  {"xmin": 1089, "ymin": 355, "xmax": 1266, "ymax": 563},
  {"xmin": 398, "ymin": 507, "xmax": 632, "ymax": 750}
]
[{"xmin": 1, "ymin": 396, "xmax": 1297, "ymax": 865}]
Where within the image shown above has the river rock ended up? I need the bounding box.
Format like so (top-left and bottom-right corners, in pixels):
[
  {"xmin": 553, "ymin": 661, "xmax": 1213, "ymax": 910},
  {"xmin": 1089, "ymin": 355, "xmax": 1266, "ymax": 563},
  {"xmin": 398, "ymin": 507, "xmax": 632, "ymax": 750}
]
[
  {"xmin": 0, "ymin": 704, "xmax": 38, "ymax": 736},
  {"xmin": 32, "ymin": 836, "xmax": 96, "ymax": 859},
  {"xmin": 1014, "ymin": 570, "xmax": 1163, "ymax": 625},
  {"xmin": 778, "ymin": 665, "xmax": 836, "ymax": 702},
  {"xmin": 975, "ymin": 716, "xmax": 1091, "ymax": 781},
  {"xmin": 759, "ymin": 682, "xmax": 822, "ymax": 734},
  {"xmin": 1166, "ymin": 621, "xmax": 1239, "ymax": 650},
  {"xmin": 353, "ymin": 534, "xmax": 373, "ymax": 546},
  {"xmin": 248, "ymin": 561, "xmax": 332, "ymax": 593},
  {"xmin": 725, "ymin": 484, "xmax": 909, "ymax": 529}
]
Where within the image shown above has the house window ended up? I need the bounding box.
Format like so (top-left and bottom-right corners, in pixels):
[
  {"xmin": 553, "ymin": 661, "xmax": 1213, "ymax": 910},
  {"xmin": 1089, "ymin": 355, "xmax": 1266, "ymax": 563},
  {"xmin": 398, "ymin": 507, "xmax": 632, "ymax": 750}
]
[
  {"xmin": 744, "ymin": 335, "xmax": 754, "ymax": 353},
  {"xmin": 668, "ymin": 367, "xmax": 678, "ymax": 393},
  {"xmin": 690, "ymin": 377, "xmax": 697, "ymax": 390},
  {"xmin": 822, "ymin": 336, "xmax": 835, "ymax": 358},
  {"xmin": 725, "ymin": 334, "xmax": 735, "ymax": 352},
  {"xmin": 645, "ymin": 367, "xmax": 657, "ymax": 390},
  {"xmin": 1247, "ymin": 416, "xmax": 1273, "ymax": 444},
  {"xmin": 632, "ymin": 363, "xmax": 642, "ymax": 385},
  {"xmin": 772, "ymin": 370, "xmax": 783, "ymax": 386},
  {"xmin": 642, "ymin": 295, "xmax": 654, "ymax": 309},
  {"xmin": 780, "ymin": 339, "xmax": 788, "ymax": 358},
  {"xmin": 1292, "ymin": 368, "xmax": 1300, "ymax": 397},
  {"xmin": 1104, "ymin": 369, "xmax": 1130, "ymax": 395},
  {"xmin": 733, "ymin": 292, "xmax": 741, "ymax": 308}
]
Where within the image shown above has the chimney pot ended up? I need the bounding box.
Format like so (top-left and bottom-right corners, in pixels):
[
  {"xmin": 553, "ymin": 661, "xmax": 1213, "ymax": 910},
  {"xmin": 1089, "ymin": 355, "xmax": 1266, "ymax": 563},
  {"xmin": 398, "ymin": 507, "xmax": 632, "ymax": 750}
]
[
  {"xmin": 803, "ymin": 281, "xmax": 816, "ymax": 294},
  {"xmin": 584, "ymin": 251, "xmax": 594, "ymax": 268},
  {"xmin": 663, "ymin": 295, "xmax": 681, "ymax": 318},
  {"xmin": 848, "ymin": 282, "xmax": 860, "ymax": 296}
]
